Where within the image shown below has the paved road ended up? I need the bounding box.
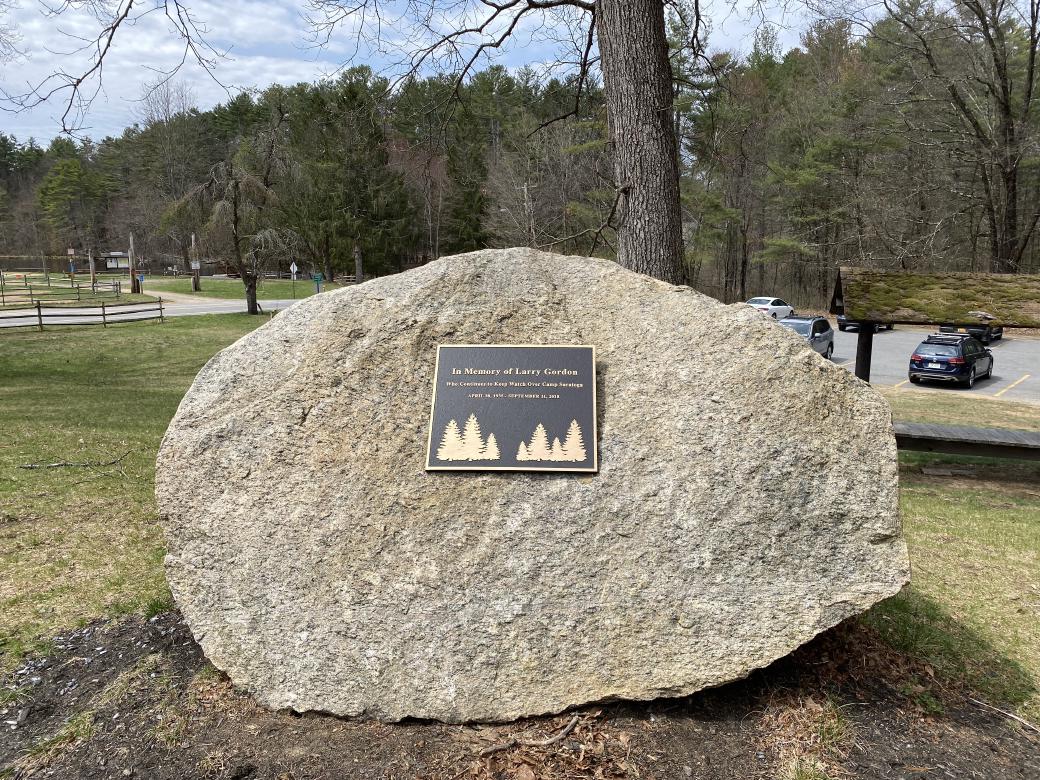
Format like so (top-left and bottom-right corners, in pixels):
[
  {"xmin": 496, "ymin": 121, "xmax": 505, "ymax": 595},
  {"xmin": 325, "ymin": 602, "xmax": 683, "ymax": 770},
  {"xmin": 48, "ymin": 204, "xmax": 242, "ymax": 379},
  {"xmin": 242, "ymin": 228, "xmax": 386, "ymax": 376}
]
[{"xmin": 831, "ymin": 326, "xmax": 1038, "ymax": 404}]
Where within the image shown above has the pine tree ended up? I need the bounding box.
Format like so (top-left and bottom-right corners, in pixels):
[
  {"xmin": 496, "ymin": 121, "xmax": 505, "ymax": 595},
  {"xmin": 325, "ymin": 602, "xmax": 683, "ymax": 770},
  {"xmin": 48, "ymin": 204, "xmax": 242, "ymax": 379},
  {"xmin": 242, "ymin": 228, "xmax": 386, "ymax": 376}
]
[
  {"xmin": 436, "ymin": 419, "xmax": 465, "ymax": 461},
  {"xmin": 484, "ymin": 433, "xmax": 500, "ymax": 460},
  {"xmin": 461, "ymin": 413, "xmax": 484, "ymax": 460},
  {"xmin": 561, "ymin": 419, "xmax": 586, "ymax": 462},
  {"xmin": 527, "ymin": 423, "xmax": 551, "ymax": 460},
  {"xmin": 550, "ymin": 437, "xmax": 565, "ymax": 461},
  {"xmin": 516, "ymin": 441, "xmax": 530, "ymax": 461}
]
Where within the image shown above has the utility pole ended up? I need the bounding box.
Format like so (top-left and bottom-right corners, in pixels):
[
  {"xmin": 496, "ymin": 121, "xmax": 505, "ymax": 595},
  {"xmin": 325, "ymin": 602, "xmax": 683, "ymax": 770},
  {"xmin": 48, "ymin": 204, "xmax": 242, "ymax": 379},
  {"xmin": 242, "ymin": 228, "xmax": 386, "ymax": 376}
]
[{"xmin": 88, "ymin": 247, "xmax": 96, "ymax": 289}]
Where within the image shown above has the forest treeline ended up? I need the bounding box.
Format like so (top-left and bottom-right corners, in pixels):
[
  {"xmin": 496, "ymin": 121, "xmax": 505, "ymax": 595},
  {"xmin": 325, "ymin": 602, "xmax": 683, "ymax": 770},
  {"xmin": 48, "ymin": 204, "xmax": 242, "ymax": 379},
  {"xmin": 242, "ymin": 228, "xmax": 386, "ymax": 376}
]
[{"xmin": 3, "ymin": 11, "xmax": 1040, "ymax": 307}]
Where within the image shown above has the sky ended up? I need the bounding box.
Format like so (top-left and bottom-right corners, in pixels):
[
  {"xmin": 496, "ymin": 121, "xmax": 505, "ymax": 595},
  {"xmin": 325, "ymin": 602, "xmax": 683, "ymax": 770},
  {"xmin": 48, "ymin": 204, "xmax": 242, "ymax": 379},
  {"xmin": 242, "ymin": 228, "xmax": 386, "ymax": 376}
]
[{"xmin": 0, "ymin": 1, "xmax": 808, "ymax": 144}]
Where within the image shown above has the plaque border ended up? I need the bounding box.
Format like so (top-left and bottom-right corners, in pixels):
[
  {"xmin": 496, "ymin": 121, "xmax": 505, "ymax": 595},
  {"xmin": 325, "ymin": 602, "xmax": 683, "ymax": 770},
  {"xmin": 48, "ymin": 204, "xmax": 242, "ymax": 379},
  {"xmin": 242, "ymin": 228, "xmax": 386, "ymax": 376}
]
[{"xmin": 424, "ymin": 344, "xmax": 598, "ymax": 473}]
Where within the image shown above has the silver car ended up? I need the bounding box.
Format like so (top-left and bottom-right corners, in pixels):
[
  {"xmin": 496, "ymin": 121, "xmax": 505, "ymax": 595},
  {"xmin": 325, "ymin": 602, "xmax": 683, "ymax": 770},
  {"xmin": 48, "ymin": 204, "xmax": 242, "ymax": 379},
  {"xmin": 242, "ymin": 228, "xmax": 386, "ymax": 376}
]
[{"xmin": 779, "ymin": 315, "xmax": 834, "ymax": 360}]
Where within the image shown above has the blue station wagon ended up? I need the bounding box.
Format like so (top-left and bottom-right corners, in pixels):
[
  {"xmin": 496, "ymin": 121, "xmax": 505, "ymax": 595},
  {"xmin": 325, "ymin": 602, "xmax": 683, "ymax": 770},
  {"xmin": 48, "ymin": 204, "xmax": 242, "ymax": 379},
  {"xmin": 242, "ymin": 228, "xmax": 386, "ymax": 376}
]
[{"xmin": 909, "ymin": 334, "xmax": 993, "ymax": 388}]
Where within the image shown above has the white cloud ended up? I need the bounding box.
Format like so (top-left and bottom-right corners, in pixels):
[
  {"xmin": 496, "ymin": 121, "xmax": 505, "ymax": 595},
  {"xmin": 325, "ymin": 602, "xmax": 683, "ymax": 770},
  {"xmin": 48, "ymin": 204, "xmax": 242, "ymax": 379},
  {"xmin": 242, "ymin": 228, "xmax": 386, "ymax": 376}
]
[{"xmin": 0, "ymin": 1, "xmax": 809, "ymax": 143}]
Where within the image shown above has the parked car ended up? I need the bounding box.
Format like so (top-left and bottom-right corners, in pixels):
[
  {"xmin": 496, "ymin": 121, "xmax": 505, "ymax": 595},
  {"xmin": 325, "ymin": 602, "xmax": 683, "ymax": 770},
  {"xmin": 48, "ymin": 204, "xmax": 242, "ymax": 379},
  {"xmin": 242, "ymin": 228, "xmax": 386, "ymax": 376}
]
[
  {"xmin": 836, "ymin": 314, "xmax": 894, "ymax": 332},
  {"xmin": 908, "ymin": 334, "xmax": 993, "ymax": 388},
  {"xmin": 779, "ymin": 315, "xmax": 834, "ymax": 359},
  {"xmin": 938, "ymin": 323, "xmax": 1004, "ymax": 344},
  {"xmin": 746, "ymin": 297, "xmax": 794, "ymax": 319}
]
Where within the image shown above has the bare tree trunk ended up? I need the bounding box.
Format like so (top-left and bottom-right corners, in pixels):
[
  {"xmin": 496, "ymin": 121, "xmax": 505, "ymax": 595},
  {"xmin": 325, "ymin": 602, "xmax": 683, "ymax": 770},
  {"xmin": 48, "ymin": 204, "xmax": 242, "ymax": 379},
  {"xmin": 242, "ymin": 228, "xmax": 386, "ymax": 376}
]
[
  {"xmin": 597, "ymin": 0, "xmax": 685, "ymax": 285},
  {"xmin": 244, "ymin": 274, "xmax": 259, "ymax": 315},
  {"xmin": 353, "ymin": 243, "xmax": 364, "ymax": 284}
]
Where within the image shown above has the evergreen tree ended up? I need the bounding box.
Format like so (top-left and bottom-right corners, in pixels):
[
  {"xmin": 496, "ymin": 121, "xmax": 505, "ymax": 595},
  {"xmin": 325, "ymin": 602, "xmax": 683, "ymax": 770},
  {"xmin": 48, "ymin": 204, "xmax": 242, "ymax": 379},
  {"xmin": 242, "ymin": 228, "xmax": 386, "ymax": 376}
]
[
  {"xmin": 484, "ymin": 433, "xmax": 500, "ymax": 461},
  {"xmin": 527, "ymin": 423, "xmax": 551, "ymax": 460},
  {"xmin": 436, "ymin": 419, "xmax": 465, "ymax": 461},
  {"xmin": 562, "ymin": 420, "xmax": 586, "ymax": 462},
  {"xmin": 550, "ymin": 437, "xmax": 565, "ymax": 461},
  {"xmin": 461, "ymin": 413, "xmax": 484, "ymax": 460}
]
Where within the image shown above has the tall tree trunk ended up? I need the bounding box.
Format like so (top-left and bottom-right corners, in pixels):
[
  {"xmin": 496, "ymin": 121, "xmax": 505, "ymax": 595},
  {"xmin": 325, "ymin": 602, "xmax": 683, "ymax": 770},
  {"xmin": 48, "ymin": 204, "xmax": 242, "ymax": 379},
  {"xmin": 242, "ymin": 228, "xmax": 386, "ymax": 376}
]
[
  {"xmin": 597, "ymin": 0, "xmax": 685, "ymax": 285},
  {"xmin": 998, "ymin": 163, "xmax": 1019, "ymax": 272},
  {"xmin": 244, "ymin": 273, "xmax": 259, "ymax": 315},
  {"xmin": 353, "ymin": 243, "xmax": 364, "ymax": 283}
]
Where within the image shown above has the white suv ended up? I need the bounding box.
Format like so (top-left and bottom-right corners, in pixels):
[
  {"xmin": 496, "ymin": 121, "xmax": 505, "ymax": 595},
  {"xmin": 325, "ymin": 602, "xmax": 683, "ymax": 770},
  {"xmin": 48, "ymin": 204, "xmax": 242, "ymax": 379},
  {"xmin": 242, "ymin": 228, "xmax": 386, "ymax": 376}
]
[{"xmin": 746, "ymin": 297, "xmax": 795, "ymax": 319}]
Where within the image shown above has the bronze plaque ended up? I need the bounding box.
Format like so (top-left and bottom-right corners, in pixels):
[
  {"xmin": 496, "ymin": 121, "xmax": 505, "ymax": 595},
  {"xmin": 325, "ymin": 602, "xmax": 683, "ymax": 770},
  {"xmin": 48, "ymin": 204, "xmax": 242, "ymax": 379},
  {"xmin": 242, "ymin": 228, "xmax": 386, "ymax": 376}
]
[{"xmin": 425, "ymin": 345, "xmax": 597, "ymax": 472}]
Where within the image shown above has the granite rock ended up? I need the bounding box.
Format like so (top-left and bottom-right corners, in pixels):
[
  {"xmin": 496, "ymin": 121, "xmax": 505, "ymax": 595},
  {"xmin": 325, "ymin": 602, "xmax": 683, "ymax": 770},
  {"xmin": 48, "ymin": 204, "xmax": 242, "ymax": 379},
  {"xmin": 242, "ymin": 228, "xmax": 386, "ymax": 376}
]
[{"xmin": 155, "ymin": 248, "xmax": 909, "ymax": 722}]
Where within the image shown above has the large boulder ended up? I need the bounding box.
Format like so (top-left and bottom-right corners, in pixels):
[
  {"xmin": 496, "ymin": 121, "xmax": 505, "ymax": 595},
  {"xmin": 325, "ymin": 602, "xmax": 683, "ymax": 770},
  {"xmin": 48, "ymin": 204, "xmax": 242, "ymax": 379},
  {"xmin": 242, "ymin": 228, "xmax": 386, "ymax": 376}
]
[{"xmin": 156, "ymin": 248, "xmax": 909, "ymax": 723}]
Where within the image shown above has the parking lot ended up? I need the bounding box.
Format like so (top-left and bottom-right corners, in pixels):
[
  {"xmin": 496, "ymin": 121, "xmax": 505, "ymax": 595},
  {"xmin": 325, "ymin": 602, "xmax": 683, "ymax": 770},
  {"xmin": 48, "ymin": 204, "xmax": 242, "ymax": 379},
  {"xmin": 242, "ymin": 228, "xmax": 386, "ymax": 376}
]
[{"xmin": 831, "ymin": 326, "xmax": 1038, "ymax": 403}]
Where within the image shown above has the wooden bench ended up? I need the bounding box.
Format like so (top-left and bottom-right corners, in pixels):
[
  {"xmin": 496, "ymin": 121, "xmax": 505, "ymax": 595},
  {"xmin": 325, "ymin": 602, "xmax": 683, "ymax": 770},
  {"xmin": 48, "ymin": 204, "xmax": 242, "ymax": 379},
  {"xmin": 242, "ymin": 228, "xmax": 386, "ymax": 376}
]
[{"xmin": 893, "ymin": 421, "xmax": 1040, "ymax": 461}]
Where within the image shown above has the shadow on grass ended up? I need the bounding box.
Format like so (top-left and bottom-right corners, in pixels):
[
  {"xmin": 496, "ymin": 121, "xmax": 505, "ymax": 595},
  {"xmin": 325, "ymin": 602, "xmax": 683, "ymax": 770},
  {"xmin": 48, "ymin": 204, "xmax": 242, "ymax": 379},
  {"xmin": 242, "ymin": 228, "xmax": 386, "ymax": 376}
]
[{"xmin": 860, "ymin": 586, "xmax": 1037, "ymax": 710}]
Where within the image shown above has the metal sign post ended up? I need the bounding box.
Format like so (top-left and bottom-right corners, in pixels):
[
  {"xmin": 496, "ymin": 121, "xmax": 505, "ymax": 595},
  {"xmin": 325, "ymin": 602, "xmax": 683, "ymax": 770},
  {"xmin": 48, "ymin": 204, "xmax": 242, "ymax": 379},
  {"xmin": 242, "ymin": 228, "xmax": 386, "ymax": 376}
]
[
  {"xmin": 312, "ymin": 272, "xmax": 322, "ymax": 294},
  {"xmin": 190, "ymin": 233, "xmax": 201, "ymax": 292}
]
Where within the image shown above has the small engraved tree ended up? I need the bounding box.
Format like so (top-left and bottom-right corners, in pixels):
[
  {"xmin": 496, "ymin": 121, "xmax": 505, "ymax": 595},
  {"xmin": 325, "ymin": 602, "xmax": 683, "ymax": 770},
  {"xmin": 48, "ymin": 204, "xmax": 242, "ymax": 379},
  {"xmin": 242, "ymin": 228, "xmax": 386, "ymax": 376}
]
[
  {"xmin": 561, "ymin": 420, "xmax": 586, "ymax": 462},
  {"xmin": 461, "ymin": 413, "xmax": 485, "ymax": 460},
  {"xmin": 527, "ymin": 423, "xmax": 551, "ymax": 460},
  {"xmin": 550, "ymin": 437, "xmax": 565, "ymax": 461},
  {"xmin": 516, "ymin": 441, "xmax": 530, "ymax": 461},
  {"xmin": 436, "ymin": 419, "xmax": 465, "ymax": 461},
  {"xmin": 484, "ymin": 433, "xmax": 500, "ymax": 460}
]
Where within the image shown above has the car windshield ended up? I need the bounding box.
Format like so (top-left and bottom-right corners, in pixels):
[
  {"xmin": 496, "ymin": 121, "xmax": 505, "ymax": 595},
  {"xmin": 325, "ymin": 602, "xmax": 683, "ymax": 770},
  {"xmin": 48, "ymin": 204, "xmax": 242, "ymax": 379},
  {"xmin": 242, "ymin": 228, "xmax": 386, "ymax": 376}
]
[
  {"xmin": 747, "ymin": 297, "xmax": 771, "ymax": 305},
  {"xmin": 916, "ymin": 343, "xmax": 959, "ymax": 357},
  {"xmin": 780, "ymin": 320, "xmax": 811, "ymax": 335}
]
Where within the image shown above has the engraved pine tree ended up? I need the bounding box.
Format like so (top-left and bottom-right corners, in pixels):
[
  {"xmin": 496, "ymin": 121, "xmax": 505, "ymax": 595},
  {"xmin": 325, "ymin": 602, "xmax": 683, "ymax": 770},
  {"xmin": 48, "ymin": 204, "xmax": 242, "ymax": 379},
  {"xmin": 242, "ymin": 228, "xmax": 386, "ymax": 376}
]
[
  {"xmin": 527, "ymin": 423, "xmax": 551, "ymax": 460},
  {"xmin": 516, "ymin": 441, "xmax": 530, "ymax": 461},
  {"xmin": 561, "ymin": 419, "xmax": 586, "ymax": 462},
  {"xmin": 550, "ymin": 437, "xmax": 565, "ymax": 461},
  {"xmin": 436, "ymin": 419, "xmax": 465, "ymax": 461},
  {"xmin": 484, "ymin": 433, "xmax": 500, "ymax": 460},
  {"xmin": 461, "ymin": 413, "xmax": 484, "ymax": 459}
]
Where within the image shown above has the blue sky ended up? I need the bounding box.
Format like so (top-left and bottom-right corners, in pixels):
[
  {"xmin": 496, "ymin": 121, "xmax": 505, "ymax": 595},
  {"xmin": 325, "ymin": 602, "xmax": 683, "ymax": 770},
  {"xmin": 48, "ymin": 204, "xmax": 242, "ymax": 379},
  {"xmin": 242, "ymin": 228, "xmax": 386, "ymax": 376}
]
[{"xmin": 0, "ymin": 1, "xmax": 807, "ymax": 143}]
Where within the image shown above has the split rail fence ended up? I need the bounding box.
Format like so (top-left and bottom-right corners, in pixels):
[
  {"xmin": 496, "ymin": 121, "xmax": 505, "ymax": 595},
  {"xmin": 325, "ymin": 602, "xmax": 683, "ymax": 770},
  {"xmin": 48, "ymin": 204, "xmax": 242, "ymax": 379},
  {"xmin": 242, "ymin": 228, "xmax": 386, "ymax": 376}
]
[
  {"xmin": 0, "ymin": 271, "xmax": 123, "ymax": 306},
  {"xmin": 0, "ymin": 299, "xmax": 165, "ymax": 331}
]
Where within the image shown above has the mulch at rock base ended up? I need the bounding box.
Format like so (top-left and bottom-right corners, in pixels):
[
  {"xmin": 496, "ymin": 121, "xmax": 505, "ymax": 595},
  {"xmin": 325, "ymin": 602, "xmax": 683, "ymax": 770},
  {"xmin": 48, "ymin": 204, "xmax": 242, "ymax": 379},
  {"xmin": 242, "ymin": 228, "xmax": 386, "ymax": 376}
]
[{"xmin": 1, "ymin": 613, "xmax": 1037, "ymax": 780}]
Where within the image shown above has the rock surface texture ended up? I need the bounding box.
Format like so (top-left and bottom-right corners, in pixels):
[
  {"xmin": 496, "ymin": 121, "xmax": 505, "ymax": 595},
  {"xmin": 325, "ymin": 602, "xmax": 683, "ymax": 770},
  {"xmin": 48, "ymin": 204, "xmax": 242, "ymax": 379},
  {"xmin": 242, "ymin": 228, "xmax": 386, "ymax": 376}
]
[{"xmin": 156, "ymin": 248, "xmax": 910, "ymax": 723}]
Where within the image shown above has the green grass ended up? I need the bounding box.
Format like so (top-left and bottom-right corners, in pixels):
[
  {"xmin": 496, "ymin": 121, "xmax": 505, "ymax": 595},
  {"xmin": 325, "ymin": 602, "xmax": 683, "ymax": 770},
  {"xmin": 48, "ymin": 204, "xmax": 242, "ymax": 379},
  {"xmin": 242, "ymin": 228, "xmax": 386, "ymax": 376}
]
[
  {"xmin": 0, "ymin": 315, "xmax": 266, "ymax": 669},
  {"xmin": 0, "ymin": 321, "xmax": 1037, "ymax": 724},
  {"xmin": 882, "ymin": 387, "xmax": 1040, "ymax": 432},
  {"xmin": 144, "ymin": 276, "xmax": 343, "ymax": 300},
  {"xmin": 864, "ymin": 457, "xmax": 1040, "ymax": 719}
]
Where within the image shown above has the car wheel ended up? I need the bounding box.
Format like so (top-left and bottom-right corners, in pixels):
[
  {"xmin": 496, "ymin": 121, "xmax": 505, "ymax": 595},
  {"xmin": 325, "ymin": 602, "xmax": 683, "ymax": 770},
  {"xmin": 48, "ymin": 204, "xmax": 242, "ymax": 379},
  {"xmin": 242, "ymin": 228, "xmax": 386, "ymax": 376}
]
[
  {"xmin": 886, "ymin": 323, "xmax": 894, "ymax": 330},
  {"xmin": 964, "ymin": 367, "xmax": 976, "ymax": 388},
  {"xmin": 824, "ymin": 343, "xmax": 833, "ymax": 360},
  {"xmin": 838, "ymin": 324, "xmax": 846, "ymax": 332},
  {"xmin": 985, "ymin": 360, "xmax": 993, "ymax": 379},
  {"xmin": 909, "ymin": 375, "xmax": 921, "ymax": 384}
]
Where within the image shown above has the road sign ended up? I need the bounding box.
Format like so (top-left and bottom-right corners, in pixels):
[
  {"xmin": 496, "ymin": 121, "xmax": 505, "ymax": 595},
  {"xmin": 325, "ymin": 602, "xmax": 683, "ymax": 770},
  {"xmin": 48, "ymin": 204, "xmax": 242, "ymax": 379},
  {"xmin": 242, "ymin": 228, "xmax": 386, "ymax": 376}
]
[
  {"xmin": 312, "ymin": 273, "xmax": 322, "ymax": 282},
  {"xmin": 290, "ymin": 262, "xmax": 298, "ymax": 274},
  {"xmin": 190, "ymin": 260, "xmax": 201, "ymax": 270},
  {"xmin": 137, "ymin": 274, "xmax": 145, "ymax": 282},
  {"xmin": 67, "ymin": 248, "xmax": 75, "ymax": 256}
]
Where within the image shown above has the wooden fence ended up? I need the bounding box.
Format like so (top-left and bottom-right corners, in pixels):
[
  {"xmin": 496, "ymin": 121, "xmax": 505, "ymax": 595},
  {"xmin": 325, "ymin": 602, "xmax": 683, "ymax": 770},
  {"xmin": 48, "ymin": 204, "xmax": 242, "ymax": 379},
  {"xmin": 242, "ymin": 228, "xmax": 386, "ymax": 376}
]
[
  {"xmin": 0, "ymin": 271, "xmax": 122, "ymax": 306},
  {"xmin": 0, "ymin": 299, "xmax": 164, "ymax": 331}
]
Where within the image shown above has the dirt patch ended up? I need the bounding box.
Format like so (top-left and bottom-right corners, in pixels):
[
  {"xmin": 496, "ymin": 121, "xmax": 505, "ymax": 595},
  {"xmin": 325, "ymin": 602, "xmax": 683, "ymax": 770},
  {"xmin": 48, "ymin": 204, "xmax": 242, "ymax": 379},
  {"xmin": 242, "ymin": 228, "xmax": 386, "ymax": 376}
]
[{"xmin": 2, "ymin": 614, "xmax": 1038, "ymax": 779}]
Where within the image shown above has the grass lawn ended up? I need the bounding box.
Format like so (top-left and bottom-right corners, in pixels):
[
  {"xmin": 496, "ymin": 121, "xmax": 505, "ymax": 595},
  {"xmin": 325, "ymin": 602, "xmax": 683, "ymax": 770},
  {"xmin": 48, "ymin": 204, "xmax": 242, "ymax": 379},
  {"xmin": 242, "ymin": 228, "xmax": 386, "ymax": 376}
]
[
  {"xmin": 0, "ymin": 315, "xmax": 267, "ymax": 667},
  {"xmin": 881, "ymin": 387, "xmax": 1040, "ymax": 432},
  {"xmin": 0, "ymin": 322, "xmax": 1037, "ymax": 723},
  {"xmin": 143, "ymin": 276, "xmax": 343, "ymax": 300}
]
